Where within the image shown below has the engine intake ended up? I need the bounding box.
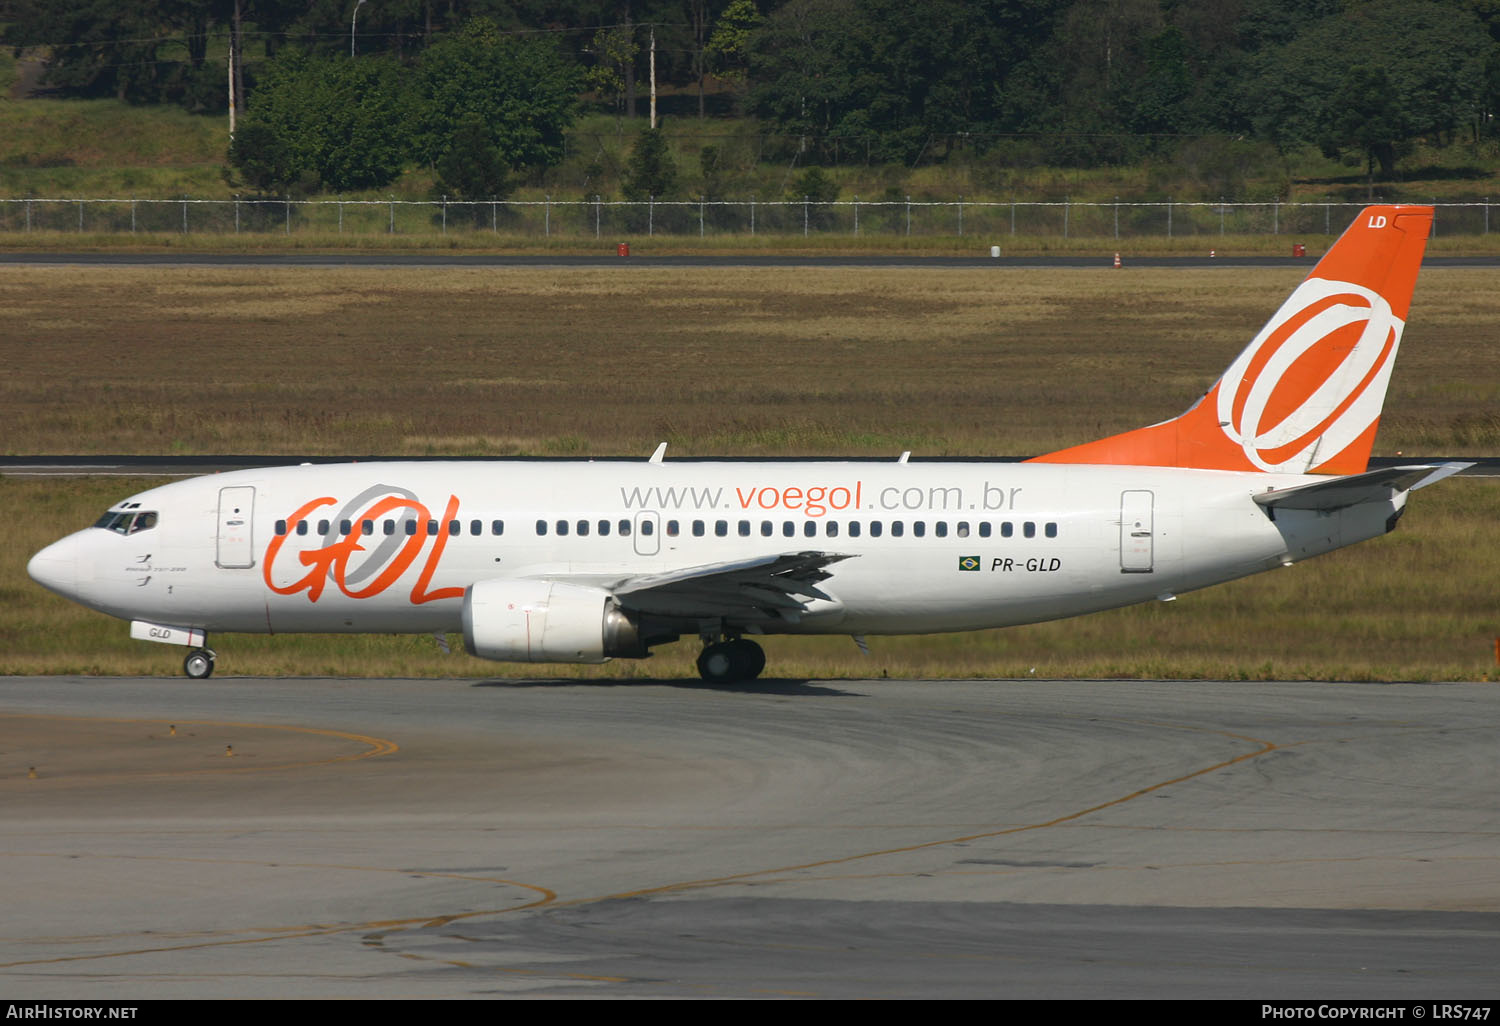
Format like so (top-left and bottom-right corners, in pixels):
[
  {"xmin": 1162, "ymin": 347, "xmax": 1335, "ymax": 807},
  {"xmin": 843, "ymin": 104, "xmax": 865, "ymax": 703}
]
[{"xmin": 461, "ymin": 579, "xmax": 647, "ymax": 663}]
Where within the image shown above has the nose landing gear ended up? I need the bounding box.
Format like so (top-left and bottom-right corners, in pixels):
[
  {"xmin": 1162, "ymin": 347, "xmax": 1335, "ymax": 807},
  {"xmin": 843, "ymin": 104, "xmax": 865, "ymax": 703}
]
[
  {"xmin": 183, "ymin": 647, "xmax": 217, "ymax": 679},
  {"xmin": 696, "ymin": 637, "xmax": 766, "ymax": 683}
]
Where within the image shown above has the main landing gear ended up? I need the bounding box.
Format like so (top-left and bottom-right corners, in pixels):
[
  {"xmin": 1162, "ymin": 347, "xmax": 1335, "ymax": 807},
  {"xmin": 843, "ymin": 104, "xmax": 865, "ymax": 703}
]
[
  {"xmin": 696, "ymin": 637, "xmax": 766, "ymax": 684},
  {"xmin": 183, "ymin": 647, "xmax": 217, "ymax": 679}
]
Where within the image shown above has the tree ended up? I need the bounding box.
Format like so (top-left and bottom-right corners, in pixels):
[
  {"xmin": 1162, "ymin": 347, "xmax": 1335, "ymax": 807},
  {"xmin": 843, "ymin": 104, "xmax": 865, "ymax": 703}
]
[
  {"xmin": 229, "ymin": 52, "xmax": 410, "ymax": 193},
  {"xmin": 408, "ymin": 18, "xmax": 581, "ymax": 180},
  {"xmin": 622, "ymin": 125, "xmax": 678, "ymax": 199},
  {"xmin": 434, "ymin": 113, "xmax": 513, "ymax": 199},
  {"xmin": 1243, "ymin": 0, "xmax": 1489, "ymax": 178}
]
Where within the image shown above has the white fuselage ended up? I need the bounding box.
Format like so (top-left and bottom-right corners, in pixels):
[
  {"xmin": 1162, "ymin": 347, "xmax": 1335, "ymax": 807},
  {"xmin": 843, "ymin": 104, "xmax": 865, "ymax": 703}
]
[{"xmin": 28, "ymin": 460, "xmax": 1400, "ymax": 642}]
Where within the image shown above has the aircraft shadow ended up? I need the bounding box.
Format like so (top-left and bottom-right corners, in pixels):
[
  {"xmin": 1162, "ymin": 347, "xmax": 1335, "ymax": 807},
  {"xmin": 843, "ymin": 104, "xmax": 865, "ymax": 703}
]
[{"xmin": 469, "ymin": 676, "xmax": 865, "ymax": 697}]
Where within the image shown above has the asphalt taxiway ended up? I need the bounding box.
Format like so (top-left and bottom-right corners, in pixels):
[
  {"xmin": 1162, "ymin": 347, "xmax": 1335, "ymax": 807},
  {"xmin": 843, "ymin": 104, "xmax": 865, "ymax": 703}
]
[{"xmin": 2, "ymin": 675, "xmax": 1498, "ymax": 998}]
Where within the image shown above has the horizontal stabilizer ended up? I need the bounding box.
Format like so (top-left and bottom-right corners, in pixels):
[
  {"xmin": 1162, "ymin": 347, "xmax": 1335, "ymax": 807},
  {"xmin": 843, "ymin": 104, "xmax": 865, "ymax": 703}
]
[{"xmin": 1253, "ymin": 462, "xmax": 1471, "ymax": 512}]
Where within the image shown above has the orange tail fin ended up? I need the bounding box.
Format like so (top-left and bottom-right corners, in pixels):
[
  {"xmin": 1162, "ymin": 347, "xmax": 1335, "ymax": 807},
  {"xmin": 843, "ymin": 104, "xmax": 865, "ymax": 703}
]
[{"xmin": 1029, "ymin": 205, "xmax": 1432, "ymax": 475}]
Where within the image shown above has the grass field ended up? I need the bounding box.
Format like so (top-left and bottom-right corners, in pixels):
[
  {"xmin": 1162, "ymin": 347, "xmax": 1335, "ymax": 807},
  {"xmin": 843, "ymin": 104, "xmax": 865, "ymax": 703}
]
[{"xmin": 2, "ymin": 264, "xmax": 1498, "ymax": 680}]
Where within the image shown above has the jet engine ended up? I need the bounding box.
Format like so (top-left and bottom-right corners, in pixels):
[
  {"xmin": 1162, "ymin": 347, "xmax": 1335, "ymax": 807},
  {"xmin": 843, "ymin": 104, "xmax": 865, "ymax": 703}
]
[{"xmin": 461, "ymin": 579, "xmax": 647, "ymax": 663}]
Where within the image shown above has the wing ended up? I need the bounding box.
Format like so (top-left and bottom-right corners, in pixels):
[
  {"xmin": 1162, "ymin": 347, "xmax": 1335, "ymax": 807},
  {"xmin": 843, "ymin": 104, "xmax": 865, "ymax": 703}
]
[{"xmin": 610, "ymin": 551, "xmax": 853, "ymax": 626}]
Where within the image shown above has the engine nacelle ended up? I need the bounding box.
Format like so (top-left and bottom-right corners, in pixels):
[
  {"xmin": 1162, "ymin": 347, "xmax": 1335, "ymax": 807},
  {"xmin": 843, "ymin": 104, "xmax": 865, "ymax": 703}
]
[{"xmin": 461, "ymin": 579, "xmax": 646, "ymax": 663}]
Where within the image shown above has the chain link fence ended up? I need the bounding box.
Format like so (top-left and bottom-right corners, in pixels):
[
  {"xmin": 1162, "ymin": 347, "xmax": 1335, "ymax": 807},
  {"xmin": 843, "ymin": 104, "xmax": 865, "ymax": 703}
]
[{"xmin": 1, "ymin": 197, "xmax": 1493, "ymax": 239}]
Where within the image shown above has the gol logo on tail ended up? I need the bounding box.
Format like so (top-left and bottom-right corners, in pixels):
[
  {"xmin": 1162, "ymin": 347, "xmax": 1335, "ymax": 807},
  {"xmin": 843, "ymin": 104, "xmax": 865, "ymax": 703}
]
[{"xmin": 1214, "ymin": 279, "xmax": 1402, "ymax": 473}]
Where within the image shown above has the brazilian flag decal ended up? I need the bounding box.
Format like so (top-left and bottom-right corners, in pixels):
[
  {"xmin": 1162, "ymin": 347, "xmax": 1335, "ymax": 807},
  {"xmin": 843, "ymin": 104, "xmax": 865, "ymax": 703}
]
[{"xmin": 958, "ymin": 555, "xmax": 981, "ymax": 572}]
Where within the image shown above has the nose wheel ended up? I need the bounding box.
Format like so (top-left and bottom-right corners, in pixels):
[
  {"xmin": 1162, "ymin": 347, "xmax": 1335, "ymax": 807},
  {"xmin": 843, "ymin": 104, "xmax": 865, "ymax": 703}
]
[
  {"xmin": 696, "ymin": 638, "xmax": 766, "ymax": 683},
  {"xmin": 183, "ymin": 648, "xmax": 216, "ymax": 679}
]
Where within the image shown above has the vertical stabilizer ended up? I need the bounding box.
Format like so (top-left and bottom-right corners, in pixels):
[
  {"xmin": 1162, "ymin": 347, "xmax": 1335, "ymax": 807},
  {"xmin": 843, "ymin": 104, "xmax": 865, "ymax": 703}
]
[{"xmin": 1029, "ymin": 205, "xmax": 1433, "ymax": 474}]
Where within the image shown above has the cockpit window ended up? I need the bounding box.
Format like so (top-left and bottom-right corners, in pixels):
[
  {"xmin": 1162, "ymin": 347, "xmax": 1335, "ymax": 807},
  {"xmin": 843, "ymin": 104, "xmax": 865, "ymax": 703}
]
[{"xmin": 93, "ymin": 510, "xmax": 159, "ymax": 535}]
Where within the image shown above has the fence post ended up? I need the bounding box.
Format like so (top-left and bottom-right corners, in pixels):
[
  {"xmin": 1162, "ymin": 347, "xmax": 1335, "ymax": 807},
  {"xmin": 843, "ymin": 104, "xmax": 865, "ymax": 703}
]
[
  {"xmin": 1219, "ymin": 196, "xmax": 1225, "ymax": 235},
  {"xmin": 804, "ymin": 195, "xmax": 809, "ymax": 236},
  {"xmin": 285, "ymin": 196, "xmax": 290, "ymax": 235},
  {"xmin": 1011, "ymin": 200, "xmax": 1015, "ymax": 235},
  {"xmin": 1113, "ymin": 195, "xmax": 1118, "ymax": 240},
  {"xmin": 853, "ymin": 195, "xmax": 859, "ymax": 236},
  {"xmin": 1325, "ymin": 201, "xmax": 1330, "ymax": 235},
  {"xmin": 1064, "ymin": 197, "xmax": 1069, "ymax": 239},
  {"xmin": 132, "ymin": 197, "xmax": 137, "ymax": 234},
  {"xmin": 494, "ymin": 197, "xmax": 499, "ymax": 233},
  {"xmin": 543, "ymin": 195, "xmax": 549, "ymax": 237},
  {"xmin": 1487, "ymin": 197, "xmax": 1490, "ymax": 235},
  {"xmin": 441, "ymin": 195, "xmax": 447, "ymax": 234},
  {"xmin": 1273, "ymin": 200, "xmax": 1278, "ymax": 235},
  {"xmin": 594, "ymin": 195, "xmax": 600, "ymax": 238},
  {"xmin": 338, "ymin": 200, "xmax": 343, "ymax": 234},
  {"xmin": 649, "ymin": 195, "xmax": 654, "ymax": 236},
  {"xmin": 751, "ymin": 196, "xmax": 755, "ymax": 235},
  {"xmin": 906, "ymin": 195, "xmax": 911, "ymax": 236},
  {"xmin": 233, "ymin": 195, "xmax": 238, "ymax": 234},
  {"xmin": 957, "ymin": 195, "xmax": 963, "ymax": 237},
  {"xmin": 700, "ymin": 196, "xmax": 704, "ymax": 238},
  {"xmin": 24, "ymin": 199, "xmax": 30, "ymax": 232},
  {"xmin": 1167, "ymin": 198, "xmax": 1172, "ymax": 238},
  {"xmin": 389, "ymin": 197, "xmax": 395, "ymax": 234},
  {"xmin": 78, "ymin": 200, "xmax": 83, "ymax": 232},
  {"xmin": 181, "ymin": 196, "xmax": 188, "ymax": 234}
]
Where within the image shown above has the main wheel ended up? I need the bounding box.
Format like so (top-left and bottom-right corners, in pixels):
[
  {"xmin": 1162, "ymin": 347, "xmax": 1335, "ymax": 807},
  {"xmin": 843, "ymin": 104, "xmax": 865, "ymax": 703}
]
[
  {"xmin": 183, "ymin": 648, "xmax": 215, "ymax": 679},
  {"xmin": 696, "ymin": 639, "xmax": 766, "ymax": 683}
]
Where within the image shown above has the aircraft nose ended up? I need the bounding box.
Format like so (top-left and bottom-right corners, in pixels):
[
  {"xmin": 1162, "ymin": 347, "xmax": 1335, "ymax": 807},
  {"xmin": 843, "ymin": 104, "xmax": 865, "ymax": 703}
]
[{"xmin": 28, "ymin": 536, "xmax": 81, "ymax": 600}]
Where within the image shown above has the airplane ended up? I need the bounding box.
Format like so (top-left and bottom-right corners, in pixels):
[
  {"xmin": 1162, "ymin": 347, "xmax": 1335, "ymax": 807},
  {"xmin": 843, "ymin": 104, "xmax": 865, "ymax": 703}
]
[{"xmin": 27, "ymin": 204, "xmax": 1469, "ymax": 683}]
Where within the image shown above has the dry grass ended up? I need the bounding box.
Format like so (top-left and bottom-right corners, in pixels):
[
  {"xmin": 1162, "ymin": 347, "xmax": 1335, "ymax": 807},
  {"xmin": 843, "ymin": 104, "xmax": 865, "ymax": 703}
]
[
  {"xmin": 3, "ymin": 265, "xmax": 1499, "ymax": 459},
  {"xmin": 3, "ymin": 263, "xmax": 1499, "ymax": 680}
]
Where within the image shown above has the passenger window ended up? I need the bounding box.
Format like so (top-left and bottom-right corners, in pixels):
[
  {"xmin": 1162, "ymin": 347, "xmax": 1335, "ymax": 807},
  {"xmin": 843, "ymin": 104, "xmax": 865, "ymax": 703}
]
[
  {"xmin": 935, "ymin": 522, "xmax": 948, "ymax": 538},
  {"xmin": 492, "ymin": 520, "xmax": 505, "ymax": 536},
  {"xmin": 576, "ymin": 520, "xmax": 589, "ymax": 536},
  {"xmin": 956, "ymin": 522, "xmax": 969, "ymax": 538},
  {"xmin": 849, "ymin": 521, "xmax": 861, "ymax": 537},
  {"xmin": 826, "ymin": 521, "xmax": 839, "ymax": 537},
  {"xmin": 979, "ymin": 522, "xmax": 991, "ymax": 538},
  {"xmin": 1045, "ymin": 522, "xmax": 1058, "ymax": 538},
  {"xmin": 800, "ymin": 521, "xmax": 814, "ymax": 538},
  {"xmin": 640, "ymin": 520, "xmax": 653, "ymax": 536},
  {"xmin": 738, "ymin": 520, "xmax": 751, "ymax": 537},
  {"xmin": 384, "ymin": 520, "xmax": 396, "ymax": 536},
  {"xmin": 340, "ymin": 519, "xmax": 352, "ymax": 536},
  {"xmin": 870, "ymin": 521, "xmax": 883, "ymax": 537},
  {"xmin": 296, "ymin": 521, "xmax": 308, "ymax": 536},
  {"xmin": 427, "ymin": 520, "xmax": 439, "ymax": 536},
  {"xmin": 619, "ymin": 520, "xmax": 632, "ymax": 536},
  {"xmin": 1024, "ymin": 521, "xmax": 1036, "ymax": 538},
  {"xmin": 666, "ymin": 520, "xmax": 679, "ymax": 537},
  {"xmin": 598, "ymin": 520, "xmax": 611, "ymax": 536},
  {"xmin": 469, "ymin": 519, "xmax": 482, "ymax": 536},
  {"xmin": 783, "ymin": 521, "xmax": 795, "ymax": 537},
  {"xmin": 275, "ymin": 520, "xmax": 287, "ymax": 536},
  {"xmin": 1001, "ymin": 522, "xmax": 1013, "ymax": 538},
  {"xmin": 892, "ymin": 521, "xmax": 904, "ymax": 537},
  {"xmin": 318, "ymin": 520, "xmax": 330, "ymax": 535},
  {"xmin": 692, "ymin": 520, "xmax": 705, "ymax": 537},
  {"xmin": 914, "ymin": 521, "xmax": 926, "ymax": 537},
  {"xmin": 715, "ymin": 520, "xmax": 728, "ymax": 537},
  {"xmin": 536, "ymin": 520, "xmax": 548, "ymax": 536},
  {"xmin": 760, "ymin": 521, "xmax": 773, "ymax": 537},
  {"xmin": 405, "ymin": 520, "xmax": 418, "ymax": 536},
  {"xmin": 556, "ymin": 520, "xmax": 569, "ymax": 536},
  {"xmin": 361, "ymin": 519, "xmax": 374, "ymax": 536}
]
